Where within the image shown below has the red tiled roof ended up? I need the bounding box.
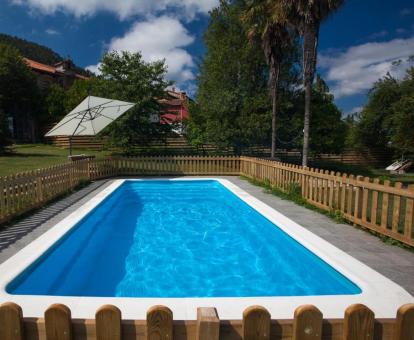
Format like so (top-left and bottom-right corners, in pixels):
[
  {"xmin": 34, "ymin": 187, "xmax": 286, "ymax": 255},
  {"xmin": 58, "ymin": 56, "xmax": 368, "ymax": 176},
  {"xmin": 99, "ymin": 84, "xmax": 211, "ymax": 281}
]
[
  {"xmin": 24, "ymin": 58, "xmax": 57, "ymax": 74},
  {"xmin": 24, "ymin": 58, "xmax": 89, "ymax": 79}
]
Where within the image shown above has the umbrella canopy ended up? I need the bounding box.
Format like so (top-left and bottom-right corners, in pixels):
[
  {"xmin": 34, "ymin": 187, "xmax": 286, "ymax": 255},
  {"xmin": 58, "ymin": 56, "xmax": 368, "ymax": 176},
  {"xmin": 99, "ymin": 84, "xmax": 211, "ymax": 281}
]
[{"xmin": 45, "ymin": 96, "xmax": 135, "ymax": 137}]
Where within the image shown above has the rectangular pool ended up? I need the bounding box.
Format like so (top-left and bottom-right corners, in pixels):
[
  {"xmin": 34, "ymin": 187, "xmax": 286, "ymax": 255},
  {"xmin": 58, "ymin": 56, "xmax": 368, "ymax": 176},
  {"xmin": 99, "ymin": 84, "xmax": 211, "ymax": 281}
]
[
  {"xmin": 7, "ymin": 180, "xmax": 360, "ymax": 297},
  {"xmin": 0, "ymin": 178, "xmax": 411, "ymax": 319}
]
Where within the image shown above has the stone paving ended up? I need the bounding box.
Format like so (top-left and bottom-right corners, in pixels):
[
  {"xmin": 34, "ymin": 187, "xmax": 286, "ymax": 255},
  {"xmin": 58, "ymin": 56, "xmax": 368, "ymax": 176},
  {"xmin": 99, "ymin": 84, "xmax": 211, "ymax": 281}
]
[{"xmin": 0, "ymin": 176, "xmax": 413, "ymax": 295}]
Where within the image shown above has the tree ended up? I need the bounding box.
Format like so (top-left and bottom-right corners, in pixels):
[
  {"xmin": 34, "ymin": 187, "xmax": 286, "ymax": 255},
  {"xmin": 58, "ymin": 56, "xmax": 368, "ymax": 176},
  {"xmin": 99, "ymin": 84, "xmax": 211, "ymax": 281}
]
[
  {"xmin": 277, "ymin": 75, "xmax": 346, "ymax": 155},
  {"xmin": 189, "ymin": 0, "xmax": 299, "ymax": 154},
  {"xmin": 0, "ymin": 43, "xmax": 40, "ymax": 143},
  {"xmin": 42, "ymin": 84, "xmax": 67, "ymax": 127},
  {"xmin": 242, "ymin": 0, "xmax": 294, "ymax": 158},
  {"xmin": 348, "ymin": 67, "xmax": 414, "ymax": 158},
  {"xmin": 391, "ymin": 68, "xmax": 414, "ymax": 155},
  {"xmin": 279, "ymin": 0, "xmax": 344, "ymax": 166},
  {"xmin": 97, "ymin": 51, "xmax": 172, "ymax": 153}
]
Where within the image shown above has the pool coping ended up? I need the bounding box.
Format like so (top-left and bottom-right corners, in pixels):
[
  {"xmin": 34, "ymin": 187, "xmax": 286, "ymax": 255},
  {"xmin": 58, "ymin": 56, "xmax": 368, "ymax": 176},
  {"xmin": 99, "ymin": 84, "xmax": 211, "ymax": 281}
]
[{"xmin": 0, "ymin": 177, "xmax": 412, "ymax": 320}]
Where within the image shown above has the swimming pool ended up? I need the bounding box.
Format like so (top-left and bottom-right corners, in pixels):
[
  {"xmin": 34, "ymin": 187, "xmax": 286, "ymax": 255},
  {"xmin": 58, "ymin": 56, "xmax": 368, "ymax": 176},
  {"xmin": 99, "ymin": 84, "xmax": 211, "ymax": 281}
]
[
  {"xmin": 0, "ymin": 178, "xmax": 411, "ymax": 319},
  {"xmin": 7, "ymin": 180, "xmax": 360, "ymax": 297}
]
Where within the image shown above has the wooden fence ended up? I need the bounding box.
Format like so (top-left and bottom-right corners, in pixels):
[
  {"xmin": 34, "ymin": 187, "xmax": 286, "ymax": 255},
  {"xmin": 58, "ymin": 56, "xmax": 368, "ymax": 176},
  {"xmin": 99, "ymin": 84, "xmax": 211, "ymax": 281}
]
[
  {"xmin": 0, "ymin": 302, "xmax": 413, "ymax": 339},
  {"xmin": 240, "ymin": 157, "xmax": 414, "ymax": 247},
  {"xmin": 1, "ymin": 156, "xmax": 413, "ymax": 247},
  {"xmin": 0, "ymin": 156, "xmax": 240, "ymax": 225}
]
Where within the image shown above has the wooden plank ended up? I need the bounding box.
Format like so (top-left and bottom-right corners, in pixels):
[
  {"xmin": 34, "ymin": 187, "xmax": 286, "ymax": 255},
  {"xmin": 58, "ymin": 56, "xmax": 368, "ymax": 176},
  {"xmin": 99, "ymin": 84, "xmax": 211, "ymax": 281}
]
[
  {"xmin": 347, "ymin": 175, "xmax": 355, "ymax": 218},
  {"xmin": 0, "ymin": 302, "xmax": 24, "ymax": 340},
  {"xmin": 96, "ymin": 305, "xmax": 121, "ymax": 340},
  {"xmin": 292, "ymin": 305, "xmax": 322, "ymax": 340},
  {"xmin": 44, "ymin": 304, "xmax": 72, "ymax": 340},
  {"xmin": 381, "ymin": 180, "xmax": 391, "ymax": 229},
  {"xmin": 196, "ymin": 307, "xmax": 219, "ymax": 340},
  {"xmin": 353, "ymin": 176, "xmax": 363, "ymax": 221},
  {"xmin": 343, "ymin": 304, "xmax": 374, "ymax": 340},
  {"xmin": 242, "ymin": 306, "xmax": 270, "ymax": 340},
  {"xmin": 392, "ymin": 182, "xmax": 403, "ymax": 233},
  {"xmin": 147, "ymin": 305, "xmax": 173, "ymax": 340},
  {"xmin": 361, "ymin": 177, "xmax": 370, "ymax": 223},
  {"xmin": 395, "ymin": 303, "xmax": 414, "ymax": 340},
  {"xmin": 371, "ymin": 179, "xmax": 380, "ymax": 225},
  {"xmin": 404, "ymin": 184, "xmax": 414, "ymax": 241}
]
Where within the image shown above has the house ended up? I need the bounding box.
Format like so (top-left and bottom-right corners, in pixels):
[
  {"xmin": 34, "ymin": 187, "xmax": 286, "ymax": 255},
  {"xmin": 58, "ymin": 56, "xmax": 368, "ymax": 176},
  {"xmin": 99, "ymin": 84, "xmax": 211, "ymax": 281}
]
[
  {"xmin": 24, "ymin": 58, "xmax": 88, "ymax": 91},
  {"xmin": 158, "ymin": 89, "xmax": 191, "ymax": 134}
]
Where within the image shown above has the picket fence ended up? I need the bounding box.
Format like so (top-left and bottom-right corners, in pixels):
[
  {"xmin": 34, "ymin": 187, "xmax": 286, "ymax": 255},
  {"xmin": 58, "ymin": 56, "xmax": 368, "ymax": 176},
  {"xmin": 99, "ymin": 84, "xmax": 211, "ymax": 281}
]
[
  {"xmin": 0, "ymin": 302, "xmax": 413, "ymax": 340},
  {"xmin": 239, "ymin": 157, "xmax": 414, "ymax": 247},
  {"xmin": 0, "ymin": 156, "xmax": 413, "ymax": 247}
]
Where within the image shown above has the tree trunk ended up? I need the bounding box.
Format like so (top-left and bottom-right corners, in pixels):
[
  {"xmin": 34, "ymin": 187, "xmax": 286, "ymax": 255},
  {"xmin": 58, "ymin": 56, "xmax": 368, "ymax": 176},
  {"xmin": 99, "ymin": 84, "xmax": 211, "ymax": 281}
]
[
  {"xmin": 302, "ymin": 23, "xmax": 319, "ymax": 167},
  {"xmin": 302, "ymin": 81, "xmax": 311, "ymax": 166},
  {"xmin": 271, "ymin": 64, "xmax": 280, "ymax": 159}
]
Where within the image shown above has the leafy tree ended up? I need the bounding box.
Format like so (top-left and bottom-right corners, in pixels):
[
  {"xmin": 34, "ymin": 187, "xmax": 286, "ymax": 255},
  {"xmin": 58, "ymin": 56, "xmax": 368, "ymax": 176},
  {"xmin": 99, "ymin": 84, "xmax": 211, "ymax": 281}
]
[
  {"xmin": 0, "ymin": 43, "xmax": 40, "ymax": 143},
  {"xmin": 0, "ymin": 109, "xmax": 10, "ymax": 153},
  {"xmin": 242, "ymin": 0, "xmax": 295, "ymax": 158},
  {"xmin": 43, "ymin": 84, "xmax": 67, "ymax": 125},
  {"xmin": 97, "ymin": 51, "xmax": 171, "ymax": 153},
  {"xmin": 390, "ymin": 68, "xmax": 414, "ymax": 155},
  {"xmin": 277, "ymin": 75, "xmax": 346, "ymax": 155},
  {"xmin": 349, "ymin": 67, "xmax": 414, "ymax": 158},
  {"xmin": 188, "ymin": 0, "xmax": 298, "ymax": 154},
  {"xmin": 278, "ymin": 0, "xmax": 344, "ymax": 166}
]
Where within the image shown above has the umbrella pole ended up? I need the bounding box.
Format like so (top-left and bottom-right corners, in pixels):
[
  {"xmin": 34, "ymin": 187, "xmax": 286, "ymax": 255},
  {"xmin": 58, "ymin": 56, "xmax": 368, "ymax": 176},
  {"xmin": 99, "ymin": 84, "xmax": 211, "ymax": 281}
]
[{"xmin": 69, "ymin": 136, "xmax": 73, "ymax": 156}]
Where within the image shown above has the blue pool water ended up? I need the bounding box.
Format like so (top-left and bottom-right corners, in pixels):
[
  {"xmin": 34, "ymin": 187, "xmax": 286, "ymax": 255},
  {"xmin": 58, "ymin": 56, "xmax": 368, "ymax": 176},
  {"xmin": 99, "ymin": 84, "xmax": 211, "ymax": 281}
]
[{"xmin": 8, "ymin": 180, "xmax": 361, "ymax": 297}]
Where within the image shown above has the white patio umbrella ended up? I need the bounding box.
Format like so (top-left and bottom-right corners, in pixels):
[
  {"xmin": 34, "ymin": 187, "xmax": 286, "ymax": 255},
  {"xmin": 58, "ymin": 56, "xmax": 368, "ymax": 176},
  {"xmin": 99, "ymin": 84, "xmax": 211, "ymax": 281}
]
[{"xmin": 45, "ymin": 96, "xmax": 135, "ymax": 155}]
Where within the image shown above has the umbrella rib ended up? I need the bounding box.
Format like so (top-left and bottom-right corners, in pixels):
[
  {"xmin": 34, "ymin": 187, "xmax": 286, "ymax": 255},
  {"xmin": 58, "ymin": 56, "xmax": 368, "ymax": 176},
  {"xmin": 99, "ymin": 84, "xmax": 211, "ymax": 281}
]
[{"xmin": 47, "ymin": 115, "xmax": 85, "ymax": 134}]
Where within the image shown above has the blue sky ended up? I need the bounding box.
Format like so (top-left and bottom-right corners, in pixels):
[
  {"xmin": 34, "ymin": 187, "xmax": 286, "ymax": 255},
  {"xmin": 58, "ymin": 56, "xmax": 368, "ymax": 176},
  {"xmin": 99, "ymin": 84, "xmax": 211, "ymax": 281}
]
[{"xmin": 0, "ymin": 0, "xmax": 413, "ymax": 115}]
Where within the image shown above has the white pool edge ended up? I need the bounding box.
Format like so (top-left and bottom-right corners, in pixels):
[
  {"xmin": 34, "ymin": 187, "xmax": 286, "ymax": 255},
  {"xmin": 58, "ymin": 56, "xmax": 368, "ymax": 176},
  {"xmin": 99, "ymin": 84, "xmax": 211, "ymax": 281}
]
[{"xmin": 0, "ymin": 177, "xmax": 412, "ymax": 320}]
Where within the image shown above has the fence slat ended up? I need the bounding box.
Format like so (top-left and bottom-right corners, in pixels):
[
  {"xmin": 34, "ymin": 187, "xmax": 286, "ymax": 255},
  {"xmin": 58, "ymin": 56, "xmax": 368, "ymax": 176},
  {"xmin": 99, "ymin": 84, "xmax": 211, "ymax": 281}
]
[
  {"xmin": 293, "ymin": 305, "xmax": 322, "ymax": 340},
  {"xmin": 395, "ymin": 304, "xmax": 414, "ymax": 340},
  {"xmin": 196, "ymin": 307, "xmax": 219, "ymax": 340},
  {"xmin": 45, "ymin": 304, "xmax": 72, "ymax": 340},
  {"xmin": 404, "ymin": 185, "xmax": 414, "ymax": 240},
  {"xmin": 96, "ymin": 305, "xmax": 121, "ymax": 340},
  {"xmin": 0, "ymin": 302, "xmax": 24, "ymax": 340},
  {"xmin": 381, "ymin": 180, "xmax": 391, "ymax": 229},
  {"xmin": 242, "ymin": 306, "xmax": 270, "ymax": 340},
  {"xmin": 343, "ymin": 304, "xmax": 374, "ymax": 340},
  {"xmin": 147, "ymin": 305, "xmax": 173, "ymax": 340}
]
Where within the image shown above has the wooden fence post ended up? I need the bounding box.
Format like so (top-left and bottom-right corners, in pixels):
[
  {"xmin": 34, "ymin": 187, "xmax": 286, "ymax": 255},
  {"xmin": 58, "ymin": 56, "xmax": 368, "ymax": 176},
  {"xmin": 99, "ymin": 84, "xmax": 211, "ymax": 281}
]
[
  {"xmin": 242, "ymin": 306, "xmax": 270, "ymax": 340},
  {"xmin": 404, "ymin": 185, "xmax": 414, "ymax": 241},
  {"xmin": 147, "ymin": 305, "xmax": 173, "ymax": 340},
  {"xmin": 395, "ymin": 304, "xmax": 414, "ymax": 340},
  {"xmin": 96, "ymin": 305, "xmax": 122, "ymax": 340},
  {"xmin": 343, "ymin": 304, "xmax": 374, "ymax": 340},
  {"xmin": 0, "ymin": 302, "xmax": 24, "ymax": 340},
  {"xmin": 44, "ymin": 304, "xmax": 72, "ymax": 340},
  {"xmin": 196, "ymin": 307, "xmax": 219, "ymax": 340},
  {"xmin": 293, "ymin": 305, "xmax": 323, "ymax": 340}
]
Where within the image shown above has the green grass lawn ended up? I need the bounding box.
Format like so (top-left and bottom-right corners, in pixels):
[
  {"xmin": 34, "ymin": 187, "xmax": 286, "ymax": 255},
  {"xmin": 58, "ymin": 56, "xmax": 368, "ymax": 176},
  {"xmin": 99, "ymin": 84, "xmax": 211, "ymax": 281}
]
[
  {"xmin": 1, "ymin": 144, "xmax": 414, "ymax": 185},
  {"xmin": 0, "ymin": 144, "xmax": 111, "ymax": 176}
]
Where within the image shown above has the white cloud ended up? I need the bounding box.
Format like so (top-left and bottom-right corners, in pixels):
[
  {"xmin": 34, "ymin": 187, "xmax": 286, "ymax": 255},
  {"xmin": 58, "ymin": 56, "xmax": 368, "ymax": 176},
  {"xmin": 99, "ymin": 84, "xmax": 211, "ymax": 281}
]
[
  {"xmin": 12, "ymin": 0, "xmax": 218, "ymax": 20},
  {"xmin": 88, "ymin": 16, "xmax": 195, "ymax": 83},
  {"xmin": 319, "ymin": 37, "xmax": 414, "ymax": 98},
  {"xmin": 85, "ymin": 63, "xmax": 101, "ymax": 75},
  {"xmin": 45, "ymin": 28, "xmax": 59, "ymax": 35}
]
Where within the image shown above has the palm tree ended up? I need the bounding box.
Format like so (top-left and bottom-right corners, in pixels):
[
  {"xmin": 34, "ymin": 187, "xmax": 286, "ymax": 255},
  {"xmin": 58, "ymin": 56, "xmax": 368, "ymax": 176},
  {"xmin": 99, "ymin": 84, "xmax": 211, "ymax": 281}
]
[
  {"xmin": 242, "ymin": 0, "xmax": 293, "ymax": 159},
  {"xmin": 280, "ymin": 0, "xmax": 344, "ymax": 166}
]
